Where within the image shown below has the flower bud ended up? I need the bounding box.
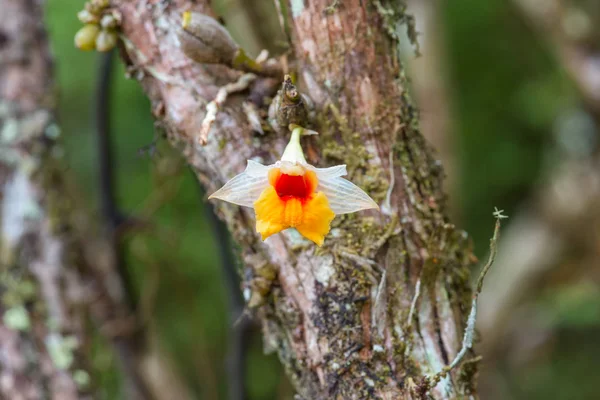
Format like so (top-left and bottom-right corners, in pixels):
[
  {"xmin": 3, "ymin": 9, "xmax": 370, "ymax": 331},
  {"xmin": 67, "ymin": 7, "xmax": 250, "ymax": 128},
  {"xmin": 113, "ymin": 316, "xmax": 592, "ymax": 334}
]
[
  {"xmin": 269, "ymin": 75, "xmax": 312, "ymax": 131},
  {"xmin": 178, "ymin": 11, "xmax": 239, "ymax": 65},
  {"xmin": 85, "ymin": 0, "xmax": 110, "ymax": 14},
  {"xmin": 77, "ymin": 10, "xmax": 99, "ymax": 24},
  {"xmin": 85, "ymin": 2, "xmax": 102, "ymax": 15},
  {"xmin": 75, "ymin": 24, "xmax": 100, "ymax": 51},
  {"xmin": 100, "ymin": 14, "xmax": 119, "ymax": 29},
  {"xmin": 95, "ymin": 29, "xmax": 118, "ymax": 52}
]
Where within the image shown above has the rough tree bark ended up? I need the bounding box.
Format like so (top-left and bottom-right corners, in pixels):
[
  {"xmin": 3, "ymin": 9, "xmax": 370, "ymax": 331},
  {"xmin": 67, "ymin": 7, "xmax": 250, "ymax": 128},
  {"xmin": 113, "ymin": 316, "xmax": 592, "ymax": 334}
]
[
  {"xmin": 114, "ymin": 0, "xmax": 478, "ymax": 399},
  {"xmin": 0, "ymin": 2, "xmax": 195, "ymax": 400},
  {"xmin": 0, "ymin": 1, "xmax": 98, "ymax": 397}
]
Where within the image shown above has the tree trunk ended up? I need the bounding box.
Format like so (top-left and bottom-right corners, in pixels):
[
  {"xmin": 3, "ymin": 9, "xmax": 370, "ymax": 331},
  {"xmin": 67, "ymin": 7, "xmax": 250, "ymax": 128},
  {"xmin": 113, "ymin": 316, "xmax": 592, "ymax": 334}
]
[
  {"xmin": 115, "ymin": 0, "xmax": 478, "ymax": 398},
  {"xmin": 0, "ymin": 2, "xmax": 195, "ymax": 400},
  {"xmin": 0, "ymin": 0, "xmax": 97, "ymax": 397}
]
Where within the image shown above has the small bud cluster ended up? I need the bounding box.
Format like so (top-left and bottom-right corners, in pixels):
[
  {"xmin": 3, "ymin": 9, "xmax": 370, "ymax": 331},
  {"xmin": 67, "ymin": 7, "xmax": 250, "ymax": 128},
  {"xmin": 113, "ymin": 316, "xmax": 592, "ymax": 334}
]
[{"xmin": 74, "ymin": 0, "xmax": 120, "ymax": 52}]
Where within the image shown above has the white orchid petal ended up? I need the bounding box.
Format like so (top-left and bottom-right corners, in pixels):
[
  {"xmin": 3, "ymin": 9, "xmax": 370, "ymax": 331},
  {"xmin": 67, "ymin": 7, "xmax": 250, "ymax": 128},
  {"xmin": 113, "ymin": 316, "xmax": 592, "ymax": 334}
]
[
  {"xmin": 245, "ymin": 159, "xmax": 275, "ymax": 177},
  {"xmin": 318, "ymin": 176, "xmax": 379, "ymax": 214},
  {"xmin": 311, "ymin": 164, "xmax": 348, "ymax": 179},
  {"xmin": 209, "ymin": 171, "xmax": 268, "ymax": 208}
]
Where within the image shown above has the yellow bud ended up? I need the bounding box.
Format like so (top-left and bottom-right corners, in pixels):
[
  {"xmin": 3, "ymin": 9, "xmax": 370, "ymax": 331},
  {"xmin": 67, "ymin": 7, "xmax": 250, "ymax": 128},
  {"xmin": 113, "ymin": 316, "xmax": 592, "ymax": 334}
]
[
  {"xmin": 75, "ymin": 24, "xmax": 100, "ymax": 51},
  {"xmin": 95, "ymin": 29, "xmax": 118, "ymax": 52}
]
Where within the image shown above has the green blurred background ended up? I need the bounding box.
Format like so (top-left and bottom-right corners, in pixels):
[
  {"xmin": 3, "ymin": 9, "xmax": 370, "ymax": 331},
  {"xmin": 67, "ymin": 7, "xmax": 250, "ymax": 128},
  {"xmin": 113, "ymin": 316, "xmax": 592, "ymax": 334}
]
[{"xmin": 45, "ymin": 0, "xmax": 600, "ymax": 399}]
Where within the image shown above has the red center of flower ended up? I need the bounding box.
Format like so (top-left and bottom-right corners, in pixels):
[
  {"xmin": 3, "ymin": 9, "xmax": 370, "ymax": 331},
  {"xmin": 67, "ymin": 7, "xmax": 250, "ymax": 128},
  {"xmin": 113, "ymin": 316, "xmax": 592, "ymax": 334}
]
[{"xmin": 274, "ymin": 174, "xmax": 311, "ymax": 199}]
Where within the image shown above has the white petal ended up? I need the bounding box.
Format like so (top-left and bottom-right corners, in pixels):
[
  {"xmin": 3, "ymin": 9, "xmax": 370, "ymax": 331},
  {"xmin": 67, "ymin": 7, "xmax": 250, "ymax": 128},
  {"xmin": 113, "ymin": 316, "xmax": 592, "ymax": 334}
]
[
  {"xmin": 310, "ymin": 164, "xmax": 348, "ymax": 179},
  {"xmin": 209, "ymin": 160, "xmax": 270, "ymax": 207},
  {"xmin": 245, "ymin": 159, "xmax": 274, "ymax": 177},
  {"xmin": 318, "ymin": 176, "xmax": 379, "ymax": 214}
]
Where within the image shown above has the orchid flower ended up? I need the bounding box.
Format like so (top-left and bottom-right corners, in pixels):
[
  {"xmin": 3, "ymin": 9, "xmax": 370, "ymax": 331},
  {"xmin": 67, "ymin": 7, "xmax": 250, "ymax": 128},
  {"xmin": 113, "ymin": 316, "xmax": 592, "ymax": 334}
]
[{"xmin": 209, "ymin": 127, "xmax": 379, "ymax": 246}]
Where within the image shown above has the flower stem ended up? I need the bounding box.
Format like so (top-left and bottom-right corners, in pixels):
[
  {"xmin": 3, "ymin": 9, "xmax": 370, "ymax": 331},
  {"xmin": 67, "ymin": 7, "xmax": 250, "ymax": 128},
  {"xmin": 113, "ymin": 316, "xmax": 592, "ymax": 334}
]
[{"xmin": 281, "ymin": 126, "xmax": 307, "ymax": 163}]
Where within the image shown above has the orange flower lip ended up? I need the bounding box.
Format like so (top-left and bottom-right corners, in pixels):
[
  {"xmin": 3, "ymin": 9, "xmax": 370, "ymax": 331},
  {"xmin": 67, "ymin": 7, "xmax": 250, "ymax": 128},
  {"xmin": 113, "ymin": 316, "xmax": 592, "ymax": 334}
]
[{"xmin": 252, "ymin": 166, "xmax": 334, "ymax": 245}]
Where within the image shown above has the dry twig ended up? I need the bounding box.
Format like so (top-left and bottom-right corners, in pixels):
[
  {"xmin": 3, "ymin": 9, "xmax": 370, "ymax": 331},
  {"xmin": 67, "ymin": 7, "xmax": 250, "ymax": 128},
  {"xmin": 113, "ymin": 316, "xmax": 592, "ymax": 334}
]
[
  {"xmin": 433, "ymin": 208, "xmax": 507, "ymax": 379},
  {"xmin": 199, "ymin": 73, "xmax": 256, "ymax": 145}
]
